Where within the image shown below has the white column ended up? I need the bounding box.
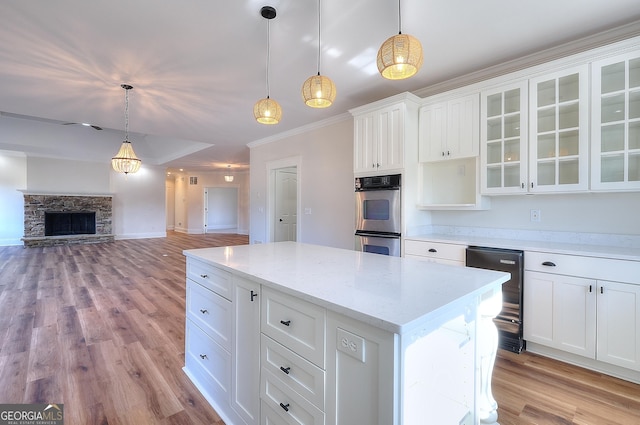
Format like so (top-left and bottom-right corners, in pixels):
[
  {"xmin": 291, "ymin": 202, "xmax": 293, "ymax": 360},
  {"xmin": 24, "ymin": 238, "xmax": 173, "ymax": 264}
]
[{"xmin": 477, "ymin": 287, "xmax": 503, "ymax": 425}]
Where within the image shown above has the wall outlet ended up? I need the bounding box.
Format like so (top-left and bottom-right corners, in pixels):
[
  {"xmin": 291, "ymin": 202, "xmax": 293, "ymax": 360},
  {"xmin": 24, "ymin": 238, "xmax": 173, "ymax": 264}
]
[
  {"xmin": 530, "ymin": 209, "xmax": 541, "ymax": 222},
  {"xmin": 336, "ymin": 327, "xmax": 366, "ymax": 363}
]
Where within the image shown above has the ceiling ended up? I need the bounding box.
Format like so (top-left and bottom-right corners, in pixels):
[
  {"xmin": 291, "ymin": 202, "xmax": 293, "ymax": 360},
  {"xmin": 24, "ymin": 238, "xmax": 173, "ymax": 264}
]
[{"xmin": 1, "ymin": 1, "xmax": 640, "ymax": 174}]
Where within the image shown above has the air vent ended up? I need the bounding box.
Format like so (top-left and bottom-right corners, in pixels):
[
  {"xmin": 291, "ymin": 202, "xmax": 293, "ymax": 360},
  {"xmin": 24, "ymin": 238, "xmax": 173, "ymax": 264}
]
[{"xmin": 189, "ymin": 177, "xmax": 198, "ymax": 185}]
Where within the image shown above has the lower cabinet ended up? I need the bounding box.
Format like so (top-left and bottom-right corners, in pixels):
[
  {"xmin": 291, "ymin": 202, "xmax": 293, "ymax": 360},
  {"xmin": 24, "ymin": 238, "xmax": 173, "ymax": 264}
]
[
  {"xmin": 524, "ymin": 251, "xmax": 640, "ymax": 374},
  {"xmin": 403, "ymin": 239, "xmax": 467, "ymax": 266}
]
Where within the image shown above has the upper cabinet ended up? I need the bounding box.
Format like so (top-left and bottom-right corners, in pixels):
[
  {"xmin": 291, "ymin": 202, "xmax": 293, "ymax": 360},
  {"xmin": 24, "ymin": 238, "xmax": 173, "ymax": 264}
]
[
  {"xmin": 352, "ymin": 93, "xmax": 420, "ymax": 175},
  {"xmin": 480, "ymin": 65, "xmax": 589, "ymax": 194},
  {"xmin": 419, "ymin": 94, "xmax": 479, "ymax": 162},
  {"xmin": 591, "ymin": 50, "xmax": 640, "ymax": 191},
  {"xmin": 529, "ymin": 65, "xmax": 590, "ymax": 193},
  {"xmin": 480, "ymin": 80, "xmax": 529, "ymax": 194}
]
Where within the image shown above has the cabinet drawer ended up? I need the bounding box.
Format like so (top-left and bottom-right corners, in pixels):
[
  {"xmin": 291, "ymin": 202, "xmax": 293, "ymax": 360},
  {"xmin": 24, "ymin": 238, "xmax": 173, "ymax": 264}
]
[
  {"xmin": 262, "ymin": 288, "xmax": 326, "ymax": 368},
  {"xmin": 525, "ymin": 251, "xmax": 639, "ymax": 284},
  {"xmin": 261, "ymin": 369, "xmax": 324, "ymax": 425},
  {"xmin": 186, "ymin": 280, "xmax": 232, "ymax": 350},
  {"xmin": 186, "ymin": 257, "xmax": 233, "ymax": 300},
  {"xmin": 404, "ymin": 240, "xmax": 466, "ymax": 263},
  {"xmin": 185, "ymin": 319, "xmax": 231, "ymax": 401},
  {"xmin": 261, "ymin": 334, "xmax": 325, "ymax": 410}
]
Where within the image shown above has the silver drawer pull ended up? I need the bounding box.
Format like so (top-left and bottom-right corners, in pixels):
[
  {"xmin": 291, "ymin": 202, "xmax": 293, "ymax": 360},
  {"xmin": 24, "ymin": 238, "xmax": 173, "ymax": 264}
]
[
  {"xmin": 200, "ymin": 309, "xmax": 208, "ymax": 314},
  {"xmin": 279, "ymin": 403, "xmax": 290, "ymax": 412},
  {"xmin": 199, "ymin": 354, "xmax": 207, "ymax": 360},
  {"xmin": 200, "ymin": 274, "xmax": 208, "ymax": 278},
  {"xmin": 500, "ymin": 259, "xmax": 516, "ymax": 265},
  {"xmin": 280, "ymin": 366, "xmax": 291, "ymax": 375},
  {"xmin": 280, "ymin": 320, "xmax": 291, "ymax": 327}
]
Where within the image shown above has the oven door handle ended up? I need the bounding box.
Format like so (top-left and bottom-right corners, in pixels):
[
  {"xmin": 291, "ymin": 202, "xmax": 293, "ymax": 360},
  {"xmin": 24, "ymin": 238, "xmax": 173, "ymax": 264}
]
[{"xmin": 355, "ymin": 231, "xmax": 401, "ymax": 239}]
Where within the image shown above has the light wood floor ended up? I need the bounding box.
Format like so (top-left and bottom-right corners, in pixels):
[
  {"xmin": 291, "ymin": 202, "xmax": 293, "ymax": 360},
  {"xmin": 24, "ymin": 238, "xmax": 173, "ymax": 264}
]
[{"xmin": 1, "ymin": 232, "xmax": 639, "ymax": 424}]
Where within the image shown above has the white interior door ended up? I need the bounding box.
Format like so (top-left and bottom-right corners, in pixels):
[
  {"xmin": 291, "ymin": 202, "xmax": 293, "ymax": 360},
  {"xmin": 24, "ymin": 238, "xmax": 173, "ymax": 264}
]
[
  {"xmin": 204, "ymin": 187, "xmax": 238, "ymax": 233},
  {"xmin": 274, "ymin": 167, "xmax": 297, "ymax": 242}
]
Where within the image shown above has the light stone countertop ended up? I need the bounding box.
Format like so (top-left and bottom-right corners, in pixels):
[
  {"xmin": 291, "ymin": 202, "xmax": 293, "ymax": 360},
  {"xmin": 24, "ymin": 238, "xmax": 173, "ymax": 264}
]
[
  {"xmin": 405, "ymin": 231, "xmax": 640, "ymax": 260},
  {"xmin": 183, "ymin": 241, "xmax": 508, "ymax": 334}
]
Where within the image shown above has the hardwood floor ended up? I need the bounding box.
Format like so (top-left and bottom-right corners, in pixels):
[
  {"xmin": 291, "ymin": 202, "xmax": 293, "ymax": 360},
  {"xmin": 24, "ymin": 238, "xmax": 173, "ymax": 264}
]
[{"xmin": 1, "ymin": 232, "xmax": 639, "ymax": 424}]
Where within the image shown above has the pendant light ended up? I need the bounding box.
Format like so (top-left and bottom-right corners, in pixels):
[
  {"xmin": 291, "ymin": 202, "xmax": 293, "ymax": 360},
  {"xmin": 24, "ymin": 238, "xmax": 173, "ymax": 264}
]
[
  {"xmin": 224, "ymin": 165, "xmax": 234, "ymax": 182},
  {"xmin": 111, "ymin": 84, "xmax": 142, "ymax": 174},
  {"xmin": 301, "ymin": 0, "xmax": 336, "ymax": 108},
  {"xmin": 376, "ymin": 0, "xmax": 423, "ymax": 80},
  {"xmin": 254, "ymin": 6, "xmax": 282, "ymax": 125}
]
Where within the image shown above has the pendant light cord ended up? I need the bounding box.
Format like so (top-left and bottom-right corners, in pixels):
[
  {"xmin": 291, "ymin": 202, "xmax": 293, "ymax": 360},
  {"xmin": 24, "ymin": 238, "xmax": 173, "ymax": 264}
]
[
  {"xmin": 398, "ymin": 0, "xmax": 402, "ymax": 34},
  {"xmin": 317, "ymin": 0, "xmax": 321, "ymax": 75},
  {"xmin": 266, "ymin": 18, "xmax": 271, "ymax": 98},
  {"xmin": 124, "ymin": 87, "xmax": 129, "ymax": 141}
]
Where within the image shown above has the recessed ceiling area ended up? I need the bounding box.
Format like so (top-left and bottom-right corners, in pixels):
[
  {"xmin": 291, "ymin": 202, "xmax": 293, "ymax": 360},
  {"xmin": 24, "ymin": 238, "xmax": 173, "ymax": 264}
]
[{"xmin": 1, "ymin": 1, "xmax": 639, "ymax": 173}]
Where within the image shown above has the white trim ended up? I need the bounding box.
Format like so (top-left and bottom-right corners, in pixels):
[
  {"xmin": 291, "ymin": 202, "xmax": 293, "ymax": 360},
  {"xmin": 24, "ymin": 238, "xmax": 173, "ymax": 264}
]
[
  {"xmin": 247, "ymin": 113, "xmax": 350, "ymax": 148},
  {"xmin": 114, "ymin": 231, "xmax": 167, "ymax": 240}
]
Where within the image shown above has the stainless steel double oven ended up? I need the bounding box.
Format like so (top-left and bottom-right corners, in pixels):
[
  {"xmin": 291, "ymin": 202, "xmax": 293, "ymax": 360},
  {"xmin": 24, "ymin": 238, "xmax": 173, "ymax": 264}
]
[{"xmin": 354, "ymin": 174, "xmax": 401, "ymax": 257}]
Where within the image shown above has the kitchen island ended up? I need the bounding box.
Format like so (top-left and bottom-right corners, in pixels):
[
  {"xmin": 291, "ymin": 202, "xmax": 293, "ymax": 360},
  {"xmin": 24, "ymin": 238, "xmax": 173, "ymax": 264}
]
[{"xmin": 183, "ymin": 242, "xmax": 509, "ymax": 425}]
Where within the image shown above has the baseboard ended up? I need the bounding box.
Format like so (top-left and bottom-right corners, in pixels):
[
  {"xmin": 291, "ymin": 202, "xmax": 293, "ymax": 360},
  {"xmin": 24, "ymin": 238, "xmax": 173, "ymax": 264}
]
[{"xmin": 114, "ymin": 231, "xmax": 167, "ymax": 240}]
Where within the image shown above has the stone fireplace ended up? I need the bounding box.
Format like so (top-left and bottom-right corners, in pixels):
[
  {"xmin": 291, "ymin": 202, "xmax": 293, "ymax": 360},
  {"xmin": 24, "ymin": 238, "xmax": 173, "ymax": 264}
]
[{"xmin": 22, "ymin": 193, "xmax": 114, "ymax": 247}]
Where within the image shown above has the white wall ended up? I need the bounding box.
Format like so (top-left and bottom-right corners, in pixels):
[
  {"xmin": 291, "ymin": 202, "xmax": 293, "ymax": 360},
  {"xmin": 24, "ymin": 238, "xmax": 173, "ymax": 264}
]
[
  {"xmin": 250, "ymin": 118, "xmax": 355, "ymax": 249},
  {"xmin": 0, "ymin": 154, "xmax": 166, "ymax": 245},
  {"xmin": 0, "ymin": 151, "xmax": 27, "ymax": 245}
]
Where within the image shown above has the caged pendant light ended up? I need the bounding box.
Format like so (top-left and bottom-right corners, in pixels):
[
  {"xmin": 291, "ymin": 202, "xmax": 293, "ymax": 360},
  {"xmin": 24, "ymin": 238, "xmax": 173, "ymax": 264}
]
[
  {"xmin": 224, "ymin": 165, "xmax": 234, "ymax": 182},
  {"xmin": 377, "ymin": 0, "xmax": 423, "ymax": 80},
  {"xmin": 301, "ymin": 0, "xmax": 336, "ymax": 108},
  {"xmin": 254, "ymin": 6, "xmax": 282, "ymax": 125},
  {"xmin": 111, "ymin": 84, "xmax": 142, "ymax": 174}
]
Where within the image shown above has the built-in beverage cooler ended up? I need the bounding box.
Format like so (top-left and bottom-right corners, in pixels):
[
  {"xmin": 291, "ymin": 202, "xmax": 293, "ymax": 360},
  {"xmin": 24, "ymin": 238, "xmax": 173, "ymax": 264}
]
[{"xmin": 466, "ymin": 246, "xmax": 525, "ymax": 353}]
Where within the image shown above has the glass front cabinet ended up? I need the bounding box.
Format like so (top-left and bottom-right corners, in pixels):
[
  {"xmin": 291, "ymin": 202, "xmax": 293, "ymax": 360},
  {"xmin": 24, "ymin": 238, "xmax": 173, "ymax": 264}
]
[
  {"xmin": 591, "ymin": 50, "xmax": 640, "ymax": 190},
  {"xmin": 528, "ymin": 65, "xmax": 589, "ymax": 193},
  {"xmin": 480, "ymin": 81, "xmax": 529, "ymax": 194}
]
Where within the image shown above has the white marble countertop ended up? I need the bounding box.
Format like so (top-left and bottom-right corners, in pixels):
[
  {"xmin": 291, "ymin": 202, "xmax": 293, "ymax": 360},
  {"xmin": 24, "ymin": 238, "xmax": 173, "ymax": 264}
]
[
  {"xmin": 406, "ymin": 233, "xmax": 640, "ymax": 262},
  {"xmin": 183, "ymin": 242, "xmax": 509, "ymax": 334}
]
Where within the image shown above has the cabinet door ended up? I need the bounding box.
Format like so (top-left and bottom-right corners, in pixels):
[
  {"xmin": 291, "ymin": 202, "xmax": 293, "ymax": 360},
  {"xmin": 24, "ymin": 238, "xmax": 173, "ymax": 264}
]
[
  {"xmin": 529, "ymin": 65, "xmax": 589, "ymax": 192},
  {"xmin": 480, "ymin": 81, "xmax": 529, "ymax": 194},
  {"xmin": 596, "ymin": 280, "xmax": 640, "ymax": 371},
  {"xmin": 232, "ymin": 277, "xmax": 261, "ymax": 425},
  {"xmin": 419, "ymin": 102, "xmax": 447, "ymax": 162},
  {"xmin": 591, "ymin": 51, "xmax": 640, "ymax": 190},
  {"xmin": 524, "ymin": 271, "xmax": 596, "ymax": 358},
  {"xmin": 447, "ymin": 94, "xmax": 480, "ymax": 160},
  {"xmin": 376, "ymin": 104, "xmax": 405, "ymax": 171},
  {"xmin": 354, "ymin": 113, "xmax": 378, "ymax": 173}
]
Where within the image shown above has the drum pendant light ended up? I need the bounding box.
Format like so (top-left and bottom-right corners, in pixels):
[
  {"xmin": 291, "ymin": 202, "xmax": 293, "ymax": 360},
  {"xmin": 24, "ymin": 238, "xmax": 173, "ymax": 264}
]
[
  {"xmin": 111, "ymin": 84, "xmax": 142, "ymax": 174},
  {"xmin": 377, "ymin": 0, "xmax": 423, "ymax": 80},
  {"xmin": 302, "ymin": 0, "xmax": 336, "ymax": 108},
  {"xmin": 254, "ymin": 6, "xmax": 282, "ymax": 124}
]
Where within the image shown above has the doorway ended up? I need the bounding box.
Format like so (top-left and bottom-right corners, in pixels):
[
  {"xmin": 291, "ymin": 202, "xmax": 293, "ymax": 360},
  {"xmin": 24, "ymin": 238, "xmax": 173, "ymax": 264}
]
[
  {"xmin": 267, "ymin": 157, "xmax": 301, "ymax": 243},
  {"xmin": 204, "ymin": 187, "xmax": 238, "ymax": 233}
]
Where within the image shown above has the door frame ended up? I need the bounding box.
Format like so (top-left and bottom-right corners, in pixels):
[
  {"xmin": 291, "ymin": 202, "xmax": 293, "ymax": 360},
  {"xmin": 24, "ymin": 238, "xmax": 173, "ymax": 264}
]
[{"xmin": 266, "ymin": 156, "xmax": 302, "ymax": 243}]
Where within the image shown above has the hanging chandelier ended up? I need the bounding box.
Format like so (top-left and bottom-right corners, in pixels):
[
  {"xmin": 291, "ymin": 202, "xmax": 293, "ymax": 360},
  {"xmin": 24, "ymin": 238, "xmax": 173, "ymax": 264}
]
[
  {"xmin": 224, "ymin": 165, "xmax": 234, "ymax": 182},
  {"xmin": 254, "ymin": 6, "xmax": 282, "ymax": 124},
  {"xmin": 111, "ymin": 84, "xmax": 142, "ymax": 174},
  {"xmin": 376, "ymin": 0, "xmax": 423, "ymax": 80},
  {"xmin": 302, "ymin": 0, "xmax": 336, "ymax": 108}
]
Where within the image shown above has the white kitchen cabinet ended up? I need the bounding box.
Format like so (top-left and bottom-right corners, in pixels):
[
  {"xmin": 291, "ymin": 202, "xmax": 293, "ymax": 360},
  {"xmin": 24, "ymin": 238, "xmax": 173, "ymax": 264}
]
[
  {"xmin": 351, "ymin": 93, "xmax": 420, "ymax": 175},
  {"xmin": 232, "ymin": 276, "xmax": 261, "ymax": 425},
  {"xmin": 481, "ymin": 66, "xmax": 589, "ymax": 194},
  {"xmin": 481, "ymin": 80, "xmax": 529, "ymax": 194},
  {"xmin": 419, "ymin": 93, "xmax": 479, "ymax": 162},
  {"xmin": 403, "ymin": 239, "xmax": 466, "ymax": 266},
  {"xmin": 184, "ymin": 258, "xmax": 260, "ymax": 425},
  {"xmin": 524, "ymin": 271, "xmax": 596, "ymax": 357},
  {"xmin": 529, "ymin": 65, "xmax": 590, "ymax": 192},
  {"xmin": 596, "ymin": 280, "xmax": 640, "ymax": 371},
  {"xmin": 591, "ymin": 50, "xmax": 640, "ymax": 190},
  {"xmin": 524, "ymin": 251, "xmax": 640, "ymax": 375}
]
